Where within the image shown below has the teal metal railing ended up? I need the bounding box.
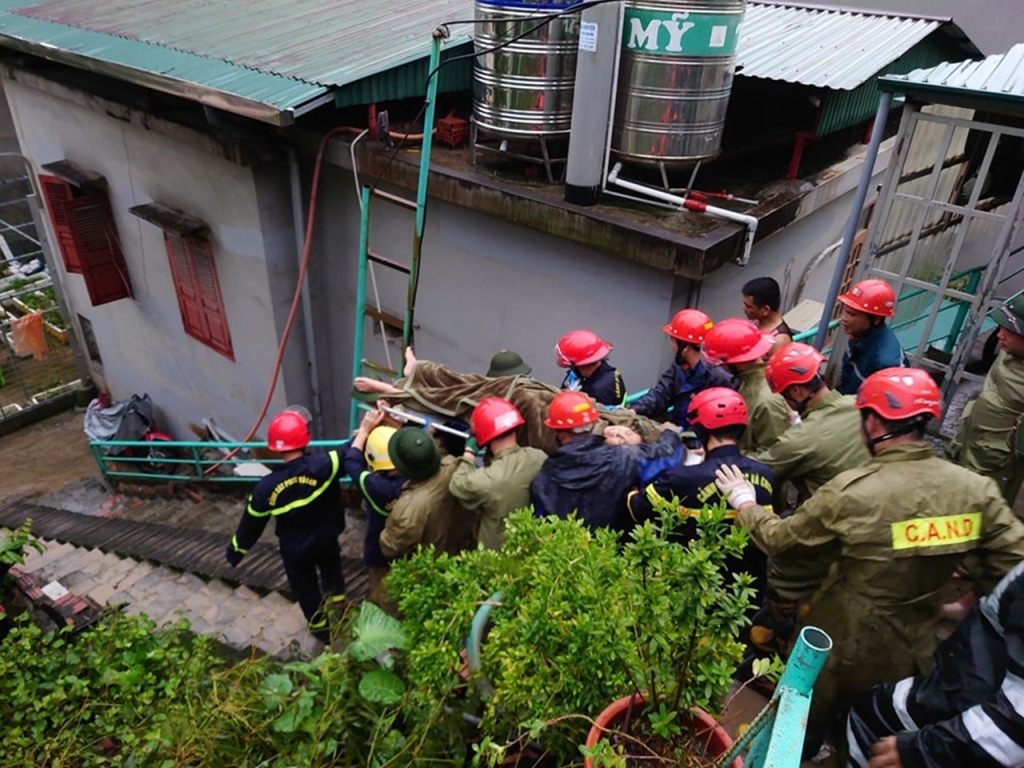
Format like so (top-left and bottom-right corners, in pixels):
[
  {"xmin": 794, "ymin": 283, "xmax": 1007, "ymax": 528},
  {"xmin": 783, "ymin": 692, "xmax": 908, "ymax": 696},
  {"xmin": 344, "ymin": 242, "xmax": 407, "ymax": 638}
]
[{"xmin": 88, "ymin": 438, "xmax": 354, "ymax": 486}]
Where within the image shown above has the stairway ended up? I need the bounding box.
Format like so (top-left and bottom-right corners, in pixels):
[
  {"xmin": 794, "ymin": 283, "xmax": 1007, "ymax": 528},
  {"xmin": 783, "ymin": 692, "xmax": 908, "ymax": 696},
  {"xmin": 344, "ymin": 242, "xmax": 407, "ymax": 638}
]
[{"xmin": 13, "ymin": 537, "xmax": 322, "ymax": 658}]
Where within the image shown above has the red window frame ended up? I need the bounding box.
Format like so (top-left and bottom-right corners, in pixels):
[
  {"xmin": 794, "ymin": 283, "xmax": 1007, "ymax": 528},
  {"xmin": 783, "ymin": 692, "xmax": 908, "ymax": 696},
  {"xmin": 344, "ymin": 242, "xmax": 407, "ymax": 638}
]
[
  {"xmin": 37, "ymin": 174, "xmax": 132, "ymax": 306},
  {"xmin": 164, "ymin": 232, "xmax": 234, "ymax": 360}
]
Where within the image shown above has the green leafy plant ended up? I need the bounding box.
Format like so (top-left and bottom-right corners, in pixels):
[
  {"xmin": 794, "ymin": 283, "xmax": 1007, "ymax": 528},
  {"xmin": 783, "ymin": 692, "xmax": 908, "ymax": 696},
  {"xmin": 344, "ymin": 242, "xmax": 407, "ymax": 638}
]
[
  {"xmin": 388, "ymin": 505, "xmax": 756, "ymax": 766},
  {"xmin": 0, "ymin": 518, "xmax": 44, "ymax": 573}
]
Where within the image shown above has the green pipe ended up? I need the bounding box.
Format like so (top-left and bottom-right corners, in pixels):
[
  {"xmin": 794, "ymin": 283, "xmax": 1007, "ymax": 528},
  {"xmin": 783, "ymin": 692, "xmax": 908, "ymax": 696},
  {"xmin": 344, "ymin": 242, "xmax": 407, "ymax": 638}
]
[{"xmin": 350, "ymin": 185, "xmax": 373, "ymax": 433}]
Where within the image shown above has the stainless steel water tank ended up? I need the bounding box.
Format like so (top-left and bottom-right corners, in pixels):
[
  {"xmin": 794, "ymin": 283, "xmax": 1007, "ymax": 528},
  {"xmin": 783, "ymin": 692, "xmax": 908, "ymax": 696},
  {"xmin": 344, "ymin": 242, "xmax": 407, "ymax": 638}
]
[
  {"xmin": 613, "ymin": 0, "xmax": 746, "ymax": 165},
  {"xmin": 473, "ymin": 1, "xmax": 582, "ymax": 137}
]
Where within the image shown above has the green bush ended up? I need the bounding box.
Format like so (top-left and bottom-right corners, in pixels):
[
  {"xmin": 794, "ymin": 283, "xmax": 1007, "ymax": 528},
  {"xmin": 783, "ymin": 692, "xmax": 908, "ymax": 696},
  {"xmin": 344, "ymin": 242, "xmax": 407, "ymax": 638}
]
[{"xmin": 389, "ymin": 506, "xmax": 755, "ymax": 765}]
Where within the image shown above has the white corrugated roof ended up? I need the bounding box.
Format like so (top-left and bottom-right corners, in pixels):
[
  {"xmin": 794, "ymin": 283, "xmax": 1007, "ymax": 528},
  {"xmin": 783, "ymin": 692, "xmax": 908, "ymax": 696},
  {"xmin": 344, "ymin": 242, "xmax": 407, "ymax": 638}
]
[
  {"xmin": 736, "ymin": 1, "xmax": 973, "ymax": 91},
  {"xmin": 880, "ymin": 42, "xmax": 1024, "ymax": 108}
]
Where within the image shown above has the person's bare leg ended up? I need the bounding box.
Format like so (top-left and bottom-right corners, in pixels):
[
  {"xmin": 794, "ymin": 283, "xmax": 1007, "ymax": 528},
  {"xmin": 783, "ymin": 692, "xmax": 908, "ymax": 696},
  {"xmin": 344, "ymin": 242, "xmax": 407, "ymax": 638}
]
[
  {"xmin": 403, "ymin": 347, "xmax": 417, "ymax": 377},
  {"xmin": 353, "ymin": 377, "xmax": 403, "ymax": 395}
]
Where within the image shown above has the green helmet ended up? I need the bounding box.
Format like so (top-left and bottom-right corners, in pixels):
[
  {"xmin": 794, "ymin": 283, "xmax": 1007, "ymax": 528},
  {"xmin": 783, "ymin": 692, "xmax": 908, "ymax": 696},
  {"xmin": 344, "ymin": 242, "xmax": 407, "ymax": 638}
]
[
  {"xmin": 990, "ymin": 292, "xmax": 1024, "ymax": 336},
  {"xmin": 387, "ymin": 427, "xmax": 440, "ymax": 482},
  {"xmin": 486, "ymin": 350, "xmax": 532, "ymax": 377}
]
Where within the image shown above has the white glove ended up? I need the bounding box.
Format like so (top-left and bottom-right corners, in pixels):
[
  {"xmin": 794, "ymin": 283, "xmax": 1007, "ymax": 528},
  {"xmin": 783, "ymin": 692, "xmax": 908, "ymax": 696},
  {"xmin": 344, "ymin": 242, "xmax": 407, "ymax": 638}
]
[{"xmin": 715, "ymin": 464, "xmax": 757, "ymax": 509}]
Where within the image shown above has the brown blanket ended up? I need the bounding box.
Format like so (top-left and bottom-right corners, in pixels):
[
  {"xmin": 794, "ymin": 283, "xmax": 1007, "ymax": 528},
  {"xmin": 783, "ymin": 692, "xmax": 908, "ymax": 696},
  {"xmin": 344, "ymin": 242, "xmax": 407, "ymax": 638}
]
[{"xmin": 384, "ymin": 361, "xmax": 660, "ymax": 455}]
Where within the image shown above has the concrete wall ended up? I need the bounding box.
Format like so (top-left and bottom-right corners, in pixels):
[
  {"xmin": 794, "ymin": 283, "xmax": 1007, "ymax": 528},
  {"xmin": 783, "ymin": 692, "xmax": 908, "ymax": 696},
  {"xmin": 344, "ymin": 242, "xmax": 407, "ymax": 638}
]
[{"xmin": 3, "ymin": 76, "xmax": 301, "ymax": 440}]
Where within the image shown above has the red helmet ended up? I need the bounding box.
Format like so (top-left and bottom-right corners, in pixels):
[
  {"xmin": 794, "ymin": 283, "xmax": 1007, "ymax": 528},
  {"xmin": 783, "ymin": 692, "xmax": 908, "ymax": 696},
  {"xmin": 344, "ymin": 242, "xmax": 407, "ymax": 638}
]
[
  {"xmin": 555, "ymin": 329, "xmax": 612, "ymax": 368},
  {"xmin": 702, "ymin": 318, "xmax": 775, "ymax": 365},
  {"xmin": 663, "ymin": 309, "xmax": 714, "ymax": 344},
  {"xmin": 267, "ymin": 410, "xmax": 311, "ymax": 452},
  {"xmin": 687, "ymin": 387, "xmax": 748, "ymax": 428},
  {"xmin": 855, "ymin": 367, "xmax": 941, "ymax": 421},
  {"xmin": 837, "ymin": 279, "xmax": 896, "ymax": 318},
  {"xmin": 544, "ymin": 391, "xmax": 600, "ymax": 430},
  {"xmin": 472, "ymin": 397, "xmax": 525, "ymax": 446},
  {"xmin": 765, "ymin": 342, "xmax": 826, "ymax": 393}
]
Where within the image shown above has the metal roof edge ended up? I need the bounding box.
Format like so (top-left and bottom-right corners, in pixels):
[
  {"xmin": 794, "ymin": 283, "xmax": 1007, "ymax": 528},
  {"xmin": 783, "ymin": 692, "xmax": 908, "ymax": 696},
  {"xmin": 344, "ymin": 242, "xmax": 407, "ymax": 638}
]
[
  {"xmin": 748, "ymin": 0, "xmax": 955, "ymax": 25},
  {"xmin": 0, "ymin": 18, "xmax": 332, "ymax": 125}
]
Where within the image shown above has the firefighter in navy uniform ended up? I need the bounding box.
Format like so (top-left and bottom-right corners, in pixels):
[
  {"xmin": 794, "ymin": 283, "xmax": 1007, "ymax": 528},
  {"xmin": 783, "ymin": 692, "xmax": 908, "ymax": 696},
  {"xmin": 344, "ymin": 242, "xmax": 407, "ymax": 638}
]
[
  {"xmin": 225, "ymin": 409, "xmax": 346, "ymax": 644},
  {"xmin": 627, "ymin": 387, "xmax": 775, "ymax": 601},
  {"xmin": 555, "ymin": 329, "xmax": 626, "ymax": 407}
]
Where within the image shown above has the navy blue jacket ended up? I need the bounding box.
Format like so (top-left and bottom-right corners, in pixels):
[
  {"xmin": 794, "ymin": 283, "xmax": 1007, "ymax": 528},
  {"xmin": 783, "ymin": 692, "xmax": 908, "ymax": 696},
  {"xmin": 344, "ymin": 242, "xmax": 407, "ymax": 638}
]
[
  {"xmin": 530, "ymin": 430, "xmax": 681, "ymax": 531},
  {"xmin": 561, "ymin": 360, "xmax": 626, "ymax": 407},
  {"xmin": 838, "ymin": 321, "xmax": 907, "ymax": 395},
  {"xmin": 631, "ymin": 361, "xmax": 738, "ymax": 427},
  {"xmin": 230, "ymin": 450, "xmax": 345, "ymax": 560},
  {"xmin": 341, "ymin": 444, "xmax": 404, "ymax": 568},
  {"xmin": 627, "ymin": 444, "xmax": 774, "ymax": 599}
]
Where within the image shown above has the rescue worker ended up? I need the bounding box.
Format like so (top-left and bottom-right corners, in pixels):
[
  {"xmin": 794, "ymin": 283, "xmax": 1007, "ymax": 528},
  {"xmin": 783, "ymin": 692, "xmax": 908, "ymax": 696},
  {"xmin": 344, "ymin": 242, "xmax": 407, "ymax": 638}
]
[
  {"xmin": 631, "ymin": 309, "xmax": 737, "ymax": 428},
  {"xmin": 627, "ymin": 387, "xmax": 775, "ymax": 600},
  {"xmin": 531, "ymin": 391, "xmax": 682, "ymax": 531},
  {"xmin": 380, "ymin": 426, "xmax": 476, "ymax": 563},
  {"xmin": 755, "ymin": 342, "xmax": 870, "ymax": 503},
  {"xmin": 742, "ymin": 277, "xmax": 793, "ymax": 357},
  {"xmin": 702, "ymin": 317, "xmax": 792, "ymax": 453},
  {"xmin": 555, "ymin": 329, "xmax": 625, "ymax": 406},
  {"xmin": 950, "ymin": 291, "xmax": 1024, "ymax": 504},
  {"xmin": 341, "ymin": 409, "xmax": 404, "ymax": 610},
  {"xmin": 836, "ymin": 278, "xmax": 907, "ymax": 395},
  {"xmin": 847, "ymin": 560, "xmax": 1024, "ymax": 768},
  {"xmin": 715, "ymin": 367, "xmax": 1024, "ymax": 757},
  {"xmin": 225, "ymin": 409, "xmax": 346, "ymax": 644},
  {"xmin": 448, "ymin": 397, "xmax": 547, "ymax": 550},
  {"xmin": 486, "ymin": 349, "xmax": 532, "ymax": 378}
]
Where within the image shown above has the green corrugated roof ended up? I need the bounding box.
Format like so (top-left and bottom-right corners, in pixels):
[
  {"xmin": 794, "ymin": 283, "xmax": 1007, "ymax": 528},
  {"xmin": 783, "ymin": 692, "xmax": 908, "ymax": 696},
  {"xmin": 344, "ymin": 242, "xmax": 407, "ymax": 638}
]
[
  {"xmin": 0, "ymin": 0, "xmax": 476, "ymax": 125},
  {"xmin": 880, "ymin": 43, "xmax": 1024, "ymax": 115}
]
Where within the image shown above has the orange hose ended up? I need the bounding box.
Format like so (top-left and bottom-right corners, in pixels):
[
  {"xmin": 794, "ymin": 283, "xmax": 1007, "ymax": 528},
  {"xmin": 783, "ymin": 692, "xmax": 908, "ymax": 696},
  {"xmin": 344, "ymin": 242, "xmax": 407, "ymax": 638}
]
[{"xmin": 203, "ymin": 125, "xmax": 348, "ymax": 475}]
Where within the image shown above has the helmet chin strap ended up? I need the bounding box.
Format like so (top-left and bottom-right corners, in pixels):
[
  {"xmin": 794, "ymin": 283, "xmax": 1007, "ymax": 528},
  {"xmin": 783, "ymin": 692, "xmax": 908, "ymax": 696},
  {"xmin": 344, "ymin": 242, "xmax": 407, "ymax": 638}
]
[
  {"xmin": 691, "ymin": 423, "xmax": 711, "ymax": 448},
  {"xmin": 861, "ymin": 415, "xmax": 926, "ymax": 455}
]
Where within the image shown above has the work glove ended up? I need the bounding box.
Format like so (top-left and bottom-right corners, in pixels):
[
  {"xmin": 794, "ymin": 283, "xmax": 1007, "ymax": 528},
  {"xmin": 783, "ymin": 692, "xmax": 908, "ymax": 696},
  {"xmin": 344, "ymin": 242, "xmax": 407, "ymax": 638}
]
[
  {"xmin": 714, "ymin": 464, "xmax": 757, "ymax": 509},
  {"xmin": 464, "ymin": 437, "xmax": 482, "ymax": 456},
  {"xmin": 225, "ymin": 545, "xmax": 244, "ymax": 567}
]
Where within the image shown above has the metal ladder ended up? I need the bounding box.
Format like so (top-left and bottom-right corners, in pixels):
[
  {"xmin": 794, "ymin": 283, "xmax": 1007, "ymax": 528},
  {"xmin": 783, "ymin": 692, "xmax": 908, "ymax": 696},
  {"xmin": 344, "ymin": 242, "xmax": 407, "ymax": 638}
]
[{"xmin": 349, "ymin": 32, "xmax": 445, "ymax": 433}]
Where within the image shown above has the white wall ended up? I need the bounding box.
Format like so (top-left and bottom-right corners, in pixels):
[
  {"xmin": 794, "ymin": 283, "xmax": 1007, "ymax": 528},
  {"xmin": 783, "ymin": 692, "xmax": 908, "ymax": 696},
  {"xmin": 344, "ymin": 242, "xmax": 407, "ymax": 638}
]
[{"xmin": 4, "ymin": 77, "xmax": 299, "ymax": 440}]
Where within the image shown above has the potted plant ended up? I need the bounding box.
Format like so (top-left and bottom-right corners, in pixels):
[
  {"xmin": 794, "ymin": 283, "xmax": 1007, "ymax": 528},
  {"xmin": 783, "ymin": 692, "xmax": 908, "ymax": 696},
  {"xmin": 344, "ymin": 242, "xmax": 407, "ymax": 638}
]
[{"xmin": 388, "ymin": 503, "xmax": 756, "ymax": 767}]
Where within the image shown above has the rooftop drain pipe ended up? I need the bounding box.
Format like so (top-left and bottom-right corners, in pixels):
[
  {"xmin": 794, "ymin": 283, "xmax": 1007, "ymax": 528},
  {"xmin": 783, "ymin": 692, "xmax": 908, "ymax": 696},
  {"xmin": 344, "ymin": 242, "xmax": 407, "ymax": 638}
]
[{"xmin": 607, "ymin": 162, "xmax": 759, "ymax": 266}]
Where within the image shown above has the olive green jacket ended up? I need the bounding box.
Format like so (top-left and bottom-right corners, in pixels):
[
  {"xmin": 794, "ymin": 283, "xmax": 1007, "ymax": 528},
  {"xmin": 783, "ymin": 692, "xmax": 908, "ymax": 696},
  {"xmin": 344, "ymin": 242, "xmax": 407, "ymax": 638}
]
[
  {"xmin": 951, "ymin": 350, "xmax": 1024, "ymax": 501},
  {"xmin": 753, "ymin": 389, "xmax": 870, "ymax": 501},
  {"xmin": 380, "ymin": 456, "xmax": 477, "ymax": 559},
  {"xmin": 737, "ymin": 362, "xmax": 792, "ymax": 454},
  {"xmin": 739, "ymin": 442, "xmax": 1024, "ymax": 727},
  {"xmin": 449, "ymin": 445, "xmax": 547, "ymax": 550}
]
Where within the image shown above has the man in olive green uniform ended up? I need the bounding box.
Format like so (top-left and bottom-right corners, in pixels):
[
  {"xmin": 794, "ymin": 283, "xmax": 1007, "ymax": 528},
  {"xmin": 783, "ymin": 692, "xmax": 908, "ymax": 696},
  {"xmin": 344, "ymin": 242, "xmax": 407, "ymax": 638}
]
[
  {"xmin": 951, "ymin": 292, "xmax": 1024, "ymax": 505},
  {"xmin": 702, "ymin": 318, "xmax": 791, "ymax": 454},
  {"xmin": 377, "ymin": 427, "xmax": 476, "ymax": 613},
  {"xmin": 716, "ymin": 367, "xmax": 1024, "ymax": 758},
  {"xmin": 754, "ymin": 343, "xmax": 870, "ymax": 503},
  {"xmin": 449, "ymin": 398, "xmax": 546, "ymax": 550}
]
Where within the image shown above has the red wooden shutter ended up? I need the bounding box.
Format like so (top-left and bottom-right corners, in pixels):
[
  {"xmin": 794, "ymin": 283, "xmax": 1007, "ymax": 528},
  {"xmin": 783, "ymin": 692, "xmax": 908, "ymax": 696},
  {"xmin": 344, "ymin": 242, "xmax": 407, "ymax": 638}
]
[
  {"xmin": 66, "ymin": 195, "xmax": 133, "ymax": 306},
  {"xmin": 38, "ymin": 174, "xmax": 82, "ymax": 273},
  {"xmin": 185, "ymin": 236, "xmax": 233, "ymax": 359},
  {"xmin": 164, "ymin": 232, "xmax": 206, "ymax": 339}
]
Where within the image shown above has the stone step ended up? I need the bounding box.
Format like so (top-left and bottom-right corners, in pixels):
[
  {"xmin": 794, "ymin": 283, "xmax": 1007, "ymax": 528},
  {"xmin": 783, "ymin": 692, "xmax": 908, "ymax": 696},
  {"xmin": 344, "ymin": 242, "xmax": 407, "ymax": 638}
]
[{"xmin": 12, "ymin": 537, "xmax": 319, "ymax": 658}]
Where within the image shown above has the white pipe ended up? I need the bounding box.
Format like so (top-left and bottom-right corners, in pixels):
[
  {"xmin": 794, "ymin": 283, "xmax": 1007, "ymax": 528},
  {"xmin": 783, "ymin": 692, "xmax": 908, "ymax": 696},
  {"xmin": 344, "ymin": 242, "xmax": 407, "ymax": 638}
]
[
  {"xmin": 606, "ymin": 170, "xmax": 759, "ymax": 265},
  {"xmin": 287, "ymin": 147, "xmax": 324, "ymax": 436},
  {"xmin": 599, "ymin": 2, "xmax": 626, "ymax": 196}
]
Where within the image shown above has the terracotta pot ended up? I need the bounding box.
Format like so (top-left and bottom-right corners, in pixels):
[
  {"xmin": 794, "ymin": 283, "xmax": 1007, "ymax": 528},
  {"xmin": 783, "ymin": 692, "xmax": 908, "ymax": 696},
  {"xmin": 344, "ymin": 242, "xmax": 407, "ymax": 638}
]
[{"xmin": 584, "ymin": 693, "xmax": 741, "ymax": 768}]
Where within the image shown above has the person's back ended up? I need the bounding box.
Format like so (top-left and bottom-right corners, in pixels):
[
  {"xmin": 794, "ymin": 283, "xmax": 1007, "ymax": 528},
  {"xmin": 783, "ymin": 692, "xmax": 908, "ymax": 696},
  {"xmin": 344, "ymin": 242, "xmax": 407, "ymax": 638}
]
[
  {"xmin": 848, "ymin": 561, "xmax": 1024, "ymax": 768},
  {"xmin": 754, "ymin": 388, "xmax": 869, "ymax": 499},
  {"xmin": 737, "ymin": 363, "xmax": 791, "ymax": 454},
  {"xmin": 382, "ymin": 455, "xmax": 476, "ymax": 559},
  {"xmin": 449, "ymin": 397, "xmax": 547, "ymax": 550}
]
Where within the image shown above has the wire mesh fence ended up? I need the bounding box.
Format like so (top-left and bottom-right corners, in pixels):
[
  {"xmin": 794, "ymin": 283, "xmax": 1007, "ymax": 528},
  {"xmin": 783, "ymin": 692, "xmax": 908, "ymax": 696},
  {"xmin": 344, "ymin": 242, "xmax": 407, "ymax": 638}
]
[{"xmin": 0, "ymin": 155, "xmax": 80, "ymax": 420}]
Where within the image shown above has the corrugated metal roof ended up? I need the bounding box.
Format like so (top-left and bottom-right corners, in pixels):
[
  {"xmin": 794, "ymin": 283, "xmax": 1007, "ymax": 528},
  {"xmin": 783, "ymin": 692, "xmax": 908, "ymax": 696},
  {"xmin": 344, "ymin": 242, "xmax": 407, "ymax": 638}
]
[
  {"xmin": 736, "ymin": 1, "xmax": 976, "ymax": 91},
  {"xmin": 0, "ymin": 0, "xmax": 475, "ymax": 123},
  {"xmin": 14, "ymin": 0, "xmax": 475, "ymax": 88},
  {"xmin": 879, "ymin": 43, "xmax": 1024, "ymax": 111}
]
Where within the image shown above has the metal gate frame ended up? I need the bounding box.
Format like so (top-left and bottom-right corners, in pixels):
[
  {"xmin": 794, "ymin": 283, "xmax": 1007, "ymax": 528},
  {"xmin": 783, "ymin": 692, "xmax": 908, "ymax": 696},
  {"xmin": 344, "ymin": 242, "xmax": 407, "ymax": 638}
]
[{"xmin": 853, "ymin": 103, "xmax": 1024, "ymax": 401}]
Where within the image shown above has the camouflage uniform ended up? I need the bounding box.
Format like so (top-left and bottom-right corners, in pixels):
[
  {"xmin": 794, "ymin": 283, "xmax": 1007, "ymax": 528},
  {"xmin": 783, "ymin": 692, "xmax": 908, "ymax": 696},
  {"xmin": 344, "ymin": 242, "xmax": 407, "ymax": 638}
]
[{"xmin": 738, "ymin": 442, "xmax": 1024, "ymax": 741}]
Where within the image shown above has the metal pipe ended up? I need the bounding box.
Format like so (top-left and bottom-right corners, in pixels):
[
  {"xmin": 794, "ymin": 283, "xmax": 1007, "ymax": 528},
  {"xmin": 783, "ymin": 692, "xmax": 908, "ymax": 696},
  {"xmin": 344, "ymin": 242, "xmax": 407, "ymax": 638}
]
[
  {"xmin": 380, "ymin": 404, "xmax": 471, "ymax": 439},
  {"xmin": 599, "ymin": 3, "xmax": 626, "ymax": 197},
  {"xmin": 812, "ymin": 92, "xmax": 893, "ymax": 351},
  {"xmin": 287, "ymin": 147, "xmax": 324, "ymax": 437},
  {"xmin": 606, "ymin": 167, "xmax": 759, "ymax": 265}
]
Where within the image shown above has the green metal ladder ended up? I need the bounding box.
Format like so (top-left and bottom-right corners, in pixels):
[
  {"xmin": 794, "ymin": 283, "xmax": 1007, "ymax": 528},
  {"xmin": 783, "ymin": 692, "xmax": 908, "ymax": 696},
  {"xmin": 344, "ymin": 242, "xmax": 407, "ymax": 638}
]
[{"xmin": 349, "ymin": 32, "xmax": 446, "ymax": 433}]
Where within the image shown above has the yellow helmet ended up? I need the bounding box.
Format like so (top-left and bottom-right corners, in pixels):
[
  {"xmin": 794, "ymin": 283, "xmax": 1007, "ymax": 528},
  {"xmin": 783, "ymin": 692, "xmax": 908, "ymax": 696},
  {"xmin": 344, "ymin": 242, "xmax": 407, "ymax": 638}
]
[{"xmin": 365, "ymin": 426, "xmax": 397, "ymax": 472}]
